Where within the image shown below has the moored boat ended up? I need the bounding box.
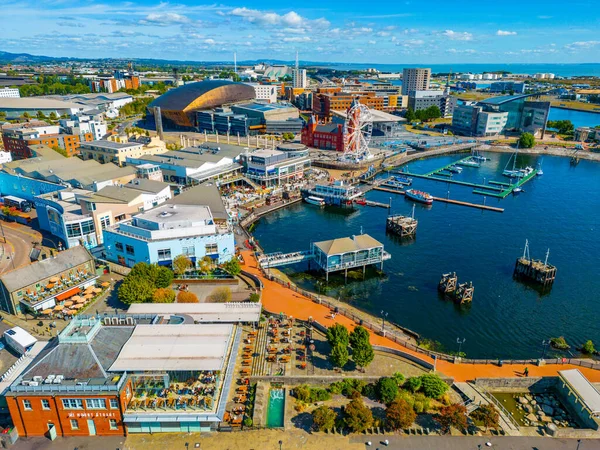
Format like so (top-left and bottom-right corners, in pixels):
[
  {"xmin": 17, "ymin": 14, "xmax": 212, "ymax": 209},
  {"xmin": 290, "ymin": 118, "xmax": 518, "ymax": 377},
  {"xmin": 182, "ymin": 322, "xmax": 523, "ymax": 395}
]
[
  {"xmin": 405, "ymin": 189, "xmax": 433, "ymax": 205},
  {"xmin": 456, "ymin": 159, "xmax": 481, "ymax": 168},
  {"xmin": 305, "ymin": 196, "xmax": 326, "ymax": 206}
]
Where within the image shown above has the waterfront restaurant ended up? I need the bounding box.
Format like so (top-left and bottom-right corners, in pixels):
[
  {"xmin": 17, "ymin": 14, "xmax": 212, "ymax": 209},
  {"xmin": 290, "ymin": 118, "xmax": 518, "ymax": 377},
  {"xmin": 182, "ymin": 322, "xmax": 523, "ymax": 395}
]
[
  {"xmin": 0, "ymin": 247, "xmax": 98, "ymax": 315},
  {"xmin": 311, "ymin": 234, "xmax": 391, "ymax": 281}
]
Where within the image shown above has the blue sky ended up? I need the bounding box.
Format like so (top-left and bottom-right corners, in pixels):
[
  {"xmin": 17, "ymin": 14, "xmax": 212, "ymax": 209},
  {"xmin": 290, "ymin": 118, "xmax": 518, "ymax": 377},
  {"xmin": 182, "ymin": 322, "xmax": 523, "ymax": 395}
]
[{"xmin": 3, "ymin": 0, "xmax": 600, "ymax": 63}]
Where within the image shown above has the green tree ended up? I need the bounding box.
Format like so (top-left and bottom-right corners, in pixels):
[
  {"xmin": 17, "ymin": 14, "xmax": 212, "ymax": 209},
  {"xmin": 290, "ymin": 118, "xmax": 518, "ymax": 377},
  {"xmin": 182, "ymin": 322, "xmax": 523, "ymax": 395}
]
[
  {"xmin": 349, "ymin": 326, "xmax": 374, "ymax": 369},
  {"xmin": 199, "ymin": 255, "xmax": 213, "ymax": 273},
  {"xmin": 405, "ymin": 108, "xmax": 416, "ymax": 122},
  {"xmin": 0, "ymin": 111, "xmax": 6, "ymax": 121},
  {"xmin": 519, "ymin": 132, "xmax": 535, "ymax": 148},
  {"xmin": 118, "ymin": 276, "xmax": 155, "ymax": 304},
  {"xmin": 470, "ymin": 404, "xmax": 499, "ymax": 431},
  {"xmin": 152, "ymin": 287, "xmax": 175, "ymax": 303},
  {"xmin": 392, "ymin": 372, "xmax": 405, "ymax": 386},
  {"xmin": 435, "ymin": 403, "xmax": 468, "ymax": 434},
  {"xmin": 222, "ymin": 257, "xmax": 241, "ymax": 276},
  {"xmin": 155, "ymin": 266, "xmax": 174, "ymax": 288},
  {"xmin": 51, "ymin": 145, "xmax": 68, "ymax": 157},
  {"xmin": 311, "ymin": 405, "xmax": 337, "ymax": 431},
  {"xmin": 326, "ymin": 323, "xmax": 349, "ymax": 348},
  {"xmin": 249, "ymin": 292, "xmax": 260, "ymax": 302},
  {"xmin": 386, "ymin": 398, "xmax": 416, "ymax": 430},
  {"xmin": 344, "ymin": 396, "xmax": 374, "ymax": 433},
  {"xmin": 36, "ymin": 111, "xmax": 47, "ymax": 120},
  {"xmin": 547, "ymin": 120, "xmax": 574, "ymax": 135},
  {"xmin": 21, "ymin": 112, "xmax": 30, "ymax": 119},
  {"xmin": 329, "ymin": 343, "xmax": 349, "ymax": 368},
  {"xmin": 48, "ymin": 112, "xmax": 57, "ymax": 121},
  {"xmin": 404, "ymin": 376, "xmax": 422, "ymax": 393},
  {"xmin": 172, "ymin": 254, "xmax": 192, "ymax": 276},
  {"xmin": 377, "ymin": 377, "xmax": 399, "ymax": 405},
  {"xmin": 582, "ymin": 340, "xmax": 596, "ymax": 354},
  {"xmin": 419, "ymin": 374, "xmax": 448, "ymax": 399},
  {"xmin": 349, "ymin": 325, "xmax": 369, "ymax": 348}
]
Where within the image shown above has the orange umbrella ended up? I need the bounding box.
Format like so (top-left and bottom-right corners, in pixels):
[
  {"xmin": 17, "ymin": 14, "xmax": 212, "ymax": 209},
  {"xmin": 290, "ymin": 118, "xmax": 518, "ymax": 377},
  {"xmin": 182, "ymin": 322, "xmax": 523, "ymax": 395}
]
[
  {"xmin": 64, "ymin": 309, "xmax": 75, "ymax": 315},
  {"xmin": 93, "ymin": 288, "xmax": 102, "ymax": 294},
  {"xmin": 49, "ymin": 277, "xmax": 59, "ymax": 283},
  {"xmin": 63, "ymin": 301, "xmax": 74, "ymax": 307},
  {"xmin": 76, "ymin": 297, "xmax": 86, "ymax": 304},
  {"xmin": 72, "ymin": 303, "xmax": 84, "ymax": 309},
  {"xmin": 101, "ymin": 281, "xmax": 110, "ymax": 287},
  {"xmin": 71, "ymin": 295, "xmax": 82, "ymax": 302},
  {"xmin": 53, "ymin": 305, "xmax": 64, "ymax": 311},
  {"xmin": 84, "ymin": 293, "xmax": 94, "ymax": 300},
  {"xmin": 42, "ymin": 309, "xmax": 53, "ymax": 315},
  {"xmin": 46, "ymin": 283, "xmax": 55, "ymax": 290}
]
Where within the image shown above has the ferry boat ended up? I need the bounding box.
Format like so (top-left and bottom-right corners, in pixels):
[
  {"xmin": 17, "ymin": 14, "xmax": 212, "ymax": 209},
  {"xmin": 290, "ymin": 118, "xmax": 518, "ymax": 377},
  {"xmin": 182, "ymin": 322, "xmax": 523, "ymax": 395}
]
[
  {"xmin": 302, "ymin": 180, "xmax": 362, "ymax": 207},
  {"xmin": 405, "ymin": 189, "xmax": 433, "ymax": 205},
  {"xmin": 304, "ymin": 196, "xmax": 326, "ymax": 206}
]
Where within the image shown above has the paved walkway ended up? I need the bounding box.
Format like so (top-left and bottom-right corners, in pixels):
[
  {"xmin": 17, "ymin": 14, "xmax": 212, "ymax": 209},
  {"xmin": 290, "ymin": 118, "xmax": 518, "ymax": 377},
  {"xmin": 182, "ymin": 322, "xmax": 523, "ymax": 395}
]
[{"xmin": 241, "ymin": 251, "xmax": 600, "ymax": 383}]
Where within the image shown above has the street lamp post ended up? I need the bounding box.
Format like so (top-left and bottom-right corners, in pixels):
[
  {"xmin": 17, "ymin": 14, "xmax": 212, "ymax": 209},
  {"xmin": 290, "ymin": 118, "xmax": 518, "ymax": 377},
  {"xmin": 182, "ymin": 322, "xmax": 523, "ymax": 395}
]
[
  {"xmin": 279, "ymin": 440, "xmax": 283, "ymax": 450},
  {"xmin": 457, "ymin": 337, "xmax": 466, "ymax": 356},
  {"xmin": 380, "ymin": 310, "xmax": 388, "ymax": 334},
  {"xmin": 541, "ymin": 339, "xmax": 550, "ymax": 360},
  {"xmin": 576, "ymin": 439, "xmax": 581, "ymax": 450}
]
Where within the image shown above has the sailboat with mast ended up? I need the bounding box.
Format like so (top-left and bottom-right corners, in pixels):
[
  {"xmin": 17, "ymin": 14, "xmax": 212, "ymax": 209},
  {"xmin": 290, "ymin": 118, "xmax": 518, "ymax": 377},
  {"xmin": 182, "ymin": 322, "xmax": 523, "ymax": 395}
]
[{"xmin": 502, "ymin": 142, "xmax": 521, "ymax": 178}]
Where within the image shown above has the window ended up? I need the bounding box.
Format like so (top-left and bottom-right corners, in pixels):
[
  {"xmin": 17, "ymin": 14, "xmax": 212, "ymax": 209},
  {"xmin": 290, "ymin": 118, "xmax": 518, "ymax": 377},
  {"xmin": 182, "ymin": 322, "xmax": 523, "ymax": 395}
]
[
  {"xmin": 86, "ymin": 398, "xmax": 106, "ymax": 409},
  {"xmin": 157, "ymin": 248, "xmax": 171, "ymax": 261},
  {"xmin": 23, "ymin": 399, "xmax": 32, "ymax": 410},
  {"xmin": 109, "ymin": 419, "xmax": 118, "ymax": 430},
  {"xmin": 62, "ymin": 398, "xmax": 83, "ymax": 409},
  {"xmin": 70, "ymin": 419, "xmax": 79, "ymax": 430},
  {"xmin": 125, "ymin": 245, "xmax": 135, "ymax": 255},
  {"xmin": 115, "ymin": 242, "xmax": 124, "ymax": 252},
  {"xmin": 80, "ymin": 220, "xmax": 95, "ymax": 235},
  {"xmin": 205, "ymin": 243, "xmax": 218, "ymax": 255},
  {"xmin": 66, "ymin": 223, "xmax": 82, "ymax": 238},
  {"xmin": 85, "ymin": 201, "xmax": 96, "ymax": 211},
  {"xmin": 182, "ymin": 246, "xmax": 195, "ymax": 257},
  {"xmin": 109, "ymin": 398, "xmax": 119, "ymax": 409},
  {"xmin": 100, "ymin": 216, "xmax": 111, "ymax": 230},
  {"xmin": 41, "ymin": 399, "xmax": 50, "ymax": 410}
]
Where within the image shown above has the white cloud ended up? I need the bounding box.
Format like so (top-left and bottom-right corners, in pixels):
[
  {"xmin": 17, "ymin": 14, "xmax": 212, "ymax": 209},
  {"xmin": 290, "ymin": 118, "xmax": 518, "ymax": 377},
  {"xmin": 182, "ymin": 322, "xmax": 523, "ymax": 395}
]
[
  {"xmin": 376, "ymin": 31, "xmax": 391, "ymax": 37},
  {"xmin": 402, "ymin": 39, "xmax": 424, "ymax": 46},
  {"xmin": 140, "ymin": 12, "xmax": 190, "ymax": 25},
  {"xmin": 497, "ymin": 30, "xmax": 517, "ymax": 36},
  {"xmin": 566, "ymin": 40, "xmax": 600, "ymax": 49},
  {"xmin": 203, "ymin": 38, "xmax": 217, "ymax": 45},
  {"xmin": 537, "ymin": 15, "xmax": 552, "ymax": 19},
  {"xmin": 230, "ymin": 8, "xmax": 329, "ymax": 30},
  {"xmin": 368, "ymin": 40, "xmax": 376, "ymax": 45},
  {"xmin": 442, "ymin": 30, "xmax": 473, "ymax": 41},
  {"xmin": 282, "ymin": 36, "xmax": 311, "ymax": 42}
]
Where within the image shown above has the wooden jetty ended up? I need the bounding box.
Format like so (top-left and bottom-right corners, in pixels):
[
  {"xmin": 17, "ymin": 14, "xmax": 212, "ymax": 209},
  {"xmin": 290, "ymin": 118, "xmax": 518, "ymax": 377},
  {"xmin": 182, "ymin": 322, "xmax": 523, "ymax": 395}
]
[
  {"xmin": 371, "ymin": 186, "xmax": 505, "ymax": 213},
  {"xmin": 454, "ymin": 282, "xmax": 474, "ymax": 304},
  {"xmin": 438, "ymin": 272, "xmax": 458, "ymax": 294},
  {"xmin": 386, "ymin": 207, "xmax": 417, "ymax": 238},
  {"xmin": 513, "ymin": 240, "xmax": 557, "ymax": 287},
  {"xmin": 438, "ymin": 273, "xmax": 474, "ymax": 304}
]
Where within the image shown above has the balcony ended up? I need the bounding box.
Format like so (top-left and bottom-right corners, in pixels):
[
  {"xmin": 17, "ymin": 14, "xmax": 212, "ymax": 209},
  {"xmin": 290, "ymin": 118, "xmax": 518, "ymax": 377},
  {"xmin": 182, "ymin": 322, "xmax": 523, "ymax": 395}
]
[{"xmin": 20, "ymin": 270, "xmax": 97, "ymax": 310}]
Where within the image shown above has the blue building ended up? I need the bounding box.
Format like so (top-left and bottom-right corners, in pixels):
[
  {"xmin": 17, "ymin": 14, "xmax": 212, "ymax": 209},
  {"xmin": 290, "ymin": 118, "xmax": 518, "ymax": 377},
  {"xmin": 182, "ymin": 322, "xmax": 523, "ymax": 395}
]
[{"xmin": 103, "ymin": 203, "xmax": 234, "ymax": 268}]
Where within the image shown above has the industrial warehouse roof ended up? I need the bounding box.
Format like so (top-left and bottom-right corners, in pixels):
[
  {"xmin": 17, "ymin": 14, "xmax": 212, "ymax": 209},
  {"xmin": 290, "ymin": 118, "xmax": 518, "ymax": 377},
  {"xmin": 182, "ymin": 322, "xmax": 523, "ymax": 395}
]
[
  {"xmin": 0, "ymin": 246, "xmax": 93, "ymax": 293},
  {"xmin": 108, "ymin": 324, "xmax": 234, "ymax": 372},
  {"xmin": 149, "ymin": 80, "xmax": 256, "ymax": 113},
  {"xmin": 126, "ymin": 302, "xmax": 261, "ymax": 323},
  {"xmin": 314, "ymin": 234, "xmax": 383, "ymax": 256},
  {"xmin": 0, "ymin": 97, "xmax": 83, "ymax": 110},
  {"xmin": 559, "ymin": 369, "xmax": 600, "ymax": 415},
  {"xmin": 168, "ymin": 182, "xmax": 229, "ymax": 221},
  {"xmin": 331, "ymin": 109, "xmax": 406, "ymax": 123}
]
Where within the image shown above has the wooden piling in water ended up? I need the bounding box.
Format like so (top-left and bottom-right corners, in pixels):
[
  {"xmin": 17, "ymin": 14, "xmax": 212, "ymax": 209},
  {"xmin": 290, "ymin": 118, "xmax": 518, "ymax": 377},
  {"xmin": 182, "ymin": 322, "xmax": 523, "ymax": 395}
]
[
  {"xmin": 513, "ymin": 257, "xmax": 557, "ymax": 287},
  {"xmin": 386, "ymin": 214, "xmax": 418, "ymax": 238}
]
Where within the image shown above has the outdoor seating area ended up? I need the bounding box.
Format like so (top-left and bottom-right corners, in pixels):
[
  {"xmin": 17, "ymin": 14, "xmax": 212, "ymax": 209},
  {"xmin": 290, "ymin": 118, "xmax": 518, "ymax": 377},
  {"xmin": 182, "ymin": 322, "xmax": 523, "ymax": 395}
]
[
  {"xmin": 263, "ymin": 316, "xmax": 308, "ymax": 374},
  {"xmin": 36, "ymin": 283, "xmax": 106, "ymax": 319},
  {"xmin": 127, "ymin": 372, "xmax": 220, "ymax": 412},
  {"xmin": 225, "ymin": 328, "xmax": 258, "ymax": 427}
]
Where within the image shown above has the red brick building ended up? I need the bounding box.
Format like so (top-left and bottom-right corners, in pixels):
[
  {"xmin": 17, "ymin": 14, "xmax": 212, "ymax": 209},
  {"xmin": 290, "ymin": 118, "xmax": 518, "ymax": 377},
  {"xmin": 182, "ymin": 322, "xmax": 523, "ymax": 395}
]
[
  {"xmin": 301, "ymin": 115, "xmax": 344, "ymax": 152},
  {"xmin": 312, "ymin": 88, "xmax": 384, "ymax": 121},
  {"xmin": 2, "ymin": 129, "xmax": 93, "ymax": 159}
]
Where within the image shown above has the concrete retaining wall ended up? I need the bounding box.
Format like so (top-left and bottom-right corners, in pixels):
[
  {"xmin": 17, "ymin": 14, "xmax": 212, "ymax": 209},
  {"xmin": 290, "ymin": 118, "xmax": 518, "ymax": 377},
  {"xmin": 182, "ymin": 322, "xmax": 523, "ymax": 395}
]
[{"xmin": 474, "ymin": 377, "xmax": 558, "ymax": 392}]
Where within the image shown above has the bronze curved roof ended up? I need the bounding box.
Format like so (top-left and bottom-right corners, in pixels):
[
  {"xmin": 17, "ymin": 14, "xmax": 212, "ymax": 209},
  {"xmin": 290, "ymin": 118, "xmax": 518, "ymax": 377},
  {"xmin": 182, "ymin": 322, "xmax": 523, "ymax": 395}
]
[{"xmin": 149, "ymin": 80, "xmax": 256, "ymax": 113}]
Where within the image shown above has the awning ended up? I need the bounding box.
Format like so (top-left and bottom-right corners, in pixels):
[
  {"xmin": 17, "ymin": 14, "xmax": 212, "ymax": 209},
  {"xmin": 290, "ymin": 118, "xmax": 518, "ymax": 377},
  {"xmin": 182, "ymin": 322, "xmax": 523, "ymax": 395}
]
[{"xmin": 55, "ymin": 287, "xmax": 81, "ymax": 301}]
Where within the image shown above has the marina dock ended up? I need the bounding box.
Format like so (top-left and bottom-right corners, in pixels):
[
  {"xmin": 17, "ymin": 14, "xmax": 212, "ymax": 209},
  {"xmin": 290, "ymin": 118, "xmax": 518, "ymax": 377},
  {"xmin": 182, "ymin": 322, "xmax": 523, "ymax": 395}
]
[
  {"xmin": 371, "ymin": 186, "xmax": 505, "ymax": 213},
  {"xmin": 513, "ymin": 240, "xmax": 556, "ymax": 288},
  {"xmin": 386, "ymin": 210, "xmax": 418, "ymax": 238}
]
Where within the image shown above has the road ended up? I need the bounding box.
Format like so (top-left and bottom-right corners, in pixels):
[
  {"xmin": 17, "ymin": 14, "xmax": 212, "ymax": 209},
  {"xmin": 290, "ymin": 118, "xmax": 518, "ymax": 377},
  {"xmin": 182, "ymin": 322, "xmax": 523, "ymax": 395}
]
[{"xmin": 0, "ymin": 222, "xmax": 38, "ymax": 274}]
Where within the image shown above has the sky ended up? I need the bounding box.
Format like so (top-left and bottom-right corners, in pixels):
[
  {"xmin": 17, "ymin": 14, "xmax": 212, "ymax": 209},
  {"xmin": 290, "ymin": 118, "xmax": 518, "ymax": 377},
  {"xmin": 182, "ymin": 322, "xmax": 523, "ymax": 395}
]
[{"xmin": 3, "ymin": 0, "xmax": 600, "ymax": 64}]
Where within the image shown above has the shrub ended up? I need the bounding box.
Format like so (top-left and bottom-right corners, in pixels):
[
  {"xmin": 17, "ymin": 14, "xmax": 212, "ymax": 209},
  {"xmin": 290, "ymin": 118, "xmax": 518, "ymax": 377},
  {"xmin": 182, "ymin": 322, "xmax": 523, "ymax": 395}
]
[
  {"xmin": 396, "ymin": 390, "xmax": 415, "ymax": 409},
  {"xmin": 209, "ymin": 286, "xmax": 232, "ymax": 302},
  {"xmin": 386, "ymin": 398, "xmax": 416, "ymax": 430},
  {"xmin": 377, "ymin": 377, "xmax": 399, "ymax": 405},
  {"xmin": 550, "ymin": 336, "xmax": 570, "ymax": 350},
  {"xmin": 249, "ymin": 292, "xmax": 260, "ymax": 302},
  {"xmin": 361, "ymin": 383, "xmax": 376, "ymax": 399},
  {"xmin": 412, "ymin": 392, "xmax": 431, "ymax": 413},
  {"xmin": 419, "ymin": 374, "xmax": 448, "ymax": 399},
  {"xmin": 222, "ymin": 257, "xmax": 241, "ymax": 276},
  {"xmin": 152, "ymin": 287, "xmax": 175, "ymax": 303},
  {"xmin": 295, "ymin": 385, "xmax": 331, "ymax": 403},
  {"xmin": 470, "ymin": 404, "xmax": 500, "ymax": 430},
  {"xmin": 392, "ymin": 372, "xmax": 405, "ymax": 386},
  {"xmin": 118, "ymin": 276, "xmax": 155, "ymax": 304},
  {"xmin": 172, "ymin": 254, "xmax": 192, "ymax": 276},
  {"xmin": 404, "ymin": 376, "xmax": 422, "ymax": 393},
  {"xmin": 582, "ymin": 340, "xmax": 596, "ymax": 354},
  {"xmin": 312, "ymin": 405, "xmax": 336, "ymax": 431},
  {"xmin": 344, "ymin": 396, "xmax": 373, "ymax": 433},
  {"xmin": 519, "ymin": 132, "xmax": 535, "ymax": 148},
  {"xmin": 436, "ymin": 403, "xmax": 468, "ymax": 434},
  {"xmin": 177, "ymin": 291, "xmax": 199, "ymax": 303},
  {"xmin": 243, "ymin": 417, "xmax": 253, "ymax": 427}
]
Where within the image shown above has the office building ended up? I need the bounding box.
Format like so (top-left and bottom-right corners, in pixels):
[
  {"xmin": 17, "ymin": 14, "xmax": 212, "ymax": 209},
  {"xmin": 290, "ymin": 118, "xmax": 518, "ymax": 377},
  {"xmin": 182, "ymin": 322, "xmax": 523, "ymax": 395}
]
[
  {"xmin": 408, "ymin": 90, "xmax": 457, "ymax": 118},
  {"xmin": 292, "ymin": 68, "xmax": 308, "ymax": 89},
  {"xmin": 490, "ymin": 81, "xmax": 526, "ymax": 94},
  {"xmin": 103, "ymin": 202, "xmax": 235, "ymax": 268},
  {"xmin": 245, "ymin": 83, "xmax": 278, "ymax": 103},
  {"xmin": 0, "ymin": 88, "xmax": 20, "ymax": 98},
  {"xmin": 2, "ymin": 126, "xmax": 94, "ymax": 159},
  {"xmin": 80, "ymin": 138, "xmax": 167, "ymax": 167},
  {"xmin": 312, "ymin": 88, "xmax": 385, "ymax": 120},
  {"xmin": 401, "ymin": 68, "xmax": 431, "ymax": 95},
  {"xmin": 59, "ymin": 114, "xmax": 107, "ymax": 141},
  {"xmin": 452, "ymin": 94, "xmax": 550, "ymax": 137}
]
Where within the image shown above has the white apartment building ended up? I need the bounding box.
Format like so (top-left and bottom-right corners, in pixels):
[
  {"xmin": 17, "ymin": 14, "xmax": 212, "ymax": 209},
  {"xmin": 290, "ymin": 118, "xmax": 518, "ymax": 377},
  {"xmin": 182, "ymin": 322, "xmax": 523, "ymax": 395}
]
[
  {"xmin": 292, "ymin": 69, "xmax": 308, "ymax": 89},
  {"xmin": 60, "ymin": 115, "xmax": 107, "ymax": 140},
  {"xmin": 0, "ymin": 88, "xmax": 20, "ymax": 98},
  {"xmin": 246, "ymin": 83, "xmax": 278, "ymax": 103},
  {"xmin": 402, "ymin": 68, "xmax": 431, "ymax": 95}
]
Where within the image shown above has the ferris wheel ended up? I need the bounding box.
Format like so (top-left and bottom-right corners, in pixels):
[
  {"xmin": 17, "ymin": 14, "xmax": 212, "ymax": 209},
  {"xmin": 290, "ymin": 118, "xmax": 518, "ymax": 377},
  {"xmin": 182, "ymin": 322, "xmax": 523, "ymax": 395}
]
[{"xmin": 341, "ymin": 100, "xmax": 373, "ymax": 163}]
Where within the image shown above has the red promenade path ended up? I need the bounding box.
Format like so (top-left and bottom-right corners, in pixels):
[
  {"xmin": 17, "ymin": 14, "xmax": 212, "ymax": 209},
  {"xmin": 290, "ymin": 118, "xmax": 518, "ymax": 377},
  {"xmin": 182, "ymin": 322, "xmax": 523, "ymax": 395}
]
[{"xmin": 241, "ymin": 250, "xmax": 600, "ymax": 383}]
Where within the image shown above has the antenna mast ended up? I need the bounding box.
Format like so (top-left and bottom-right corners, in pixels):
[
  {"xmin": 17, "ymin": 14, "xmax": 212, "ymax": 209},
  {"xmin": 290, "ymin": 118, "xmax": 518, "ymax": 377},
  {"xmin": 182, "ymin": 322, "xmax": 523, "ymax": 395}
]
[
  {"xmin": 544, "ymin": 248, "xmax": 550, "ymax": 266},
  {"xmin": 234, "ymin": 52, "xmax": 237, "ymax": 75},
  {"xmin": 295, "ymin": 51, "xmax": 299, "ymax": 70}
]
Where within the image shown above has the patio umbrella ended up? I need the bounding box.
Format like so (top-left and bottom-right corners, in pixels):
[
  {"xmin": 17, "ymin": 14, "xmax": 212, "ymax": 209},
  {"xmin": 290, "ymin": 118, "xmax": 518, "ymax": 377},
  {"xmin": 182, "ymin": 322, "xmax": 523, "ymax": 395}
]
[
  {"xmin": 64, "ymin": 309, "xmax": 74, "ymax": 315},
  {"xmin": 84, "ymin": 287, "xmax": 94, "ymax": 294},
  {"xmin": 93, "ymin": 288, "xmax": 102, "ymax": 294},
  {"xmin": 76, "ymin": 297, "xmax": 86, "ymax": 304},
  {"xmin": 71, "ymin": 295, "xmax": 82, "ymax": 302},
  {"xmin": 46, "ymin": 283, "xmax": 55, "ymax": 290},
  {"xmin": 72, "ymin": 303, "xmax": 84, "ymax": 310},
  {"xmin": 101, "ymin": 281, "xmax": 110, "ymax": 287},
  {"xmin": 84, "ymin": 293, "xmax": 94, "ymax": 300},
  {"xmin": 63, "ymin": 301, "xmax": 74, "ymax": 307},
  {"xmin": 41, "ymin": 309, "xmax": 53, "ymax": 315},
  {"xmin": 49, "ymin": 277, "xmax": 59, "ymax": 283},
  {"xmin": 53, "ymin": 305, "xmax": 64, "ymax": 311}
]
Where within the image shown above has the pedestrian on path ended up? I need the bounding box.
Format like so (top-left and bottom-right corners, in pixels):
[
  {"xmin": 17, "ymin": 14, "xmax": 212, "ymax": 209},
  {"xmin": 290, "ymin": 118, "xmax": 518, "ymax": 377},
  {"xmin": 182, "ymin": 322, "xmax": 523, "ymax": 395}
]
[{"xmin": 524, "ymin": 367, "xmax": 529, "ymax": 377}]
